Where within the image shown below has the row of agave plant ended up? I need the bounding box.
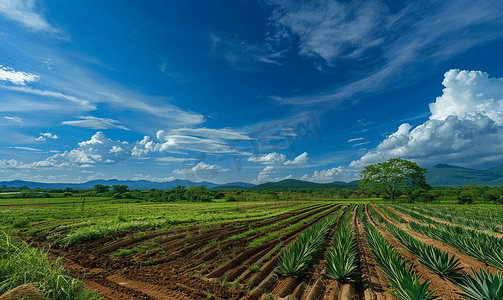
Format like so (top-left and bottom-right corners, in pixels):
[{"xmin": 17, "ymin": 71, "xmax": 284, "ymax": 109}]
[
  {"xmin": 324, "ymin": 209, "xmax": 359, "ymax": 282},
  {"xmin": 384, "ymin": 222, "xmax": 503, "ymax": 300},
  {"xmin": 276, "ymin": 209, "xmax": 341, "ymax": 277},
  {"xmin": 408, "ymin": 221, "xmax": 503, "ymax": 271},
  {"xmin": 363, "ymin": 221, "xmax": 437, "ymax": 300},
  {"xmin": 387, "ymin": 205, "xmax": 434, "ymax": 225},
  {"xmin": 377, "ymin": 204, "xmax": 404, "ymax": 223}
]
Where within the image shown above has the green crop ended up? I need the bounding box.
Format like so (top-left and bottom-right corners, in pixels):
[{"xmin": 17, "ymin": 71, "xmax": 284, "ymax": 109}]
[{"xmin": 325, "ymin": 220, "xmax": 359, "ymax": 282}]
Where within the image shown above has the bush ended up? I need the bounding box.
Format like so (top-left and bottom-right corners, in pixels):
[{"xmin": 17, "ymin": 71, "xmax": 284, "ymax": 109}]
[
  {"xmin": 225, "ymin": 194, "xmax": 236, "ymax": 202},
  {"xmin": 113, "ymin": 193, "xmax": 122, "ymax": 199},
  {"xmin": 410, "ymin": 189, "xmax": 435, "ymax": 203},
  {"xmin": 63, "ymin": 192, "xmax": 73, "ymax": 197},
  {"xmin": 13, "ymin": 218, "xmax": 30, "ymax": 228},
  {"xmin": 213, "ymin": 192, "xmax": 225, "ymax": 199},
  {"xmin": 457, "ymin": 192, "xmax": 474, "ymax": 204}
]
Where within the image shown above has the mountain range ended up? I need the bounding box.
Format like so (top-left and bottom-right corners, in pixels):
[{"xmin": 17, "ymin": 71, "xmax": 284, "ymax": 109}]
[{"xmin": 2, "ymin": 163, "xmax": 503, "ymax": 190}]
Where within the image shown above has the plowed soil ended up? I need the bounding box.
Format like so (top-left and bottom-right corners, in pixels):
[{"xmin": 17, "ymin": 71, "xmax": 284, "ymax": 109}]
[{"xmin": 46, "ymin": 204, "xmax": 348, "ymax": 300}]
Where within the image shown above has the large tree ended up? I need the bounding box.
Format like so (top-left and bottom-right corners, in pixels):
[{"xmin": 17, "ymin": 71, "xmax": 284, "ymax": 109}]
[{"xmin": 359, "ymin": 157, "xmax": 428, "ymax": 202}]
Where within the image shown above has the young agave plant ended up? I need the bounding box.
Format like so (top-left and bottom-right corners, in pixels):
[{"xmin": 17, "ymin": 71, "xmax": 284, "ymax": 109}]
[
  {"xmin": 364, "ymin": 223, "xmax": 439, "ymax": 300},
  {"xmin": 325, "ymin": 221, "xmax": 359, "ymax": 282},
  {"xmin": 277, "ymin": 213, "xmax": 337, "ymax": 277},
  {"xmin": 456, "ymin": 268, "xmax": 503, "ymax": 300}
]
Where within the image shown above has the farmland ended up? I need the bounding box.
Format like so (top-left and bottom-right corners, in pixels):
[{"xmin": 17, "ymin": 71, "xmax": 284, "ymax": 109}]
[{"xmin": 2, "ymin": 198, "xmax": 503, "ymax": 300}]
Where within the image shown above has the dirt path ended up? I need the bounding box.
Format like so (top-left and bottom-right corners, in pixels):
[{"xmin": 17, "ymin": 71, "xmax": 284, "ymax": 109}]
[{"xmin": 354, "ymin": 205, "xmax": 394, "ymax": 300}]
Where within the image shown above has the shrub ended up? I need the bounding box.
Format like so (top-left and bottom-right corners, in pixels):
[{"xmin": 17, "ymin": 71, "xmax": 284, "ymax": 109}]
[
  {"xmin": 457, "ymin": 192, "xmax": 473, "ymax": 204},
  {"xmin": 225, "ymin": 195, "xmax": 236, "ymax": 202}
]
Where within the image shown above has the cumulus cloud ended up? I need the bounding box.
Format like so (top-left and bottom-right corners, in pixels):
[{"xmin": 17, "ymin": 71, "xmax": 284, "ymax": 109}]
[
  {"xmin": 0, "ymin": 0, "xmax": 57, "ymax": 32},
  {"xmin": 62, "ymin": 116, "xmax": 130, "ymax": 130},
  {"xmin": 350, "ymin": 70, "xmax": 503, "ymax": 168},
  {"xmin": 284, "ymin": 152, "xmax": 308, "ymax": 165},
  {"xmin": 0, "ymin": 65, "xmax": 39, "ymax": 85},
  {"xmin": 251, "ymin": 165, "xmax": 292, "ymax": 184},
  {"xmin": 247, "ymin": 152, "xmax": 286, "ymax": 164},
  {"xmin": 35, "ymin": 132, "xmax": 58, "ymax": 141},
  {"xmin": 301, "ymin": 166, "xmax": 347, "ymax": 182}
]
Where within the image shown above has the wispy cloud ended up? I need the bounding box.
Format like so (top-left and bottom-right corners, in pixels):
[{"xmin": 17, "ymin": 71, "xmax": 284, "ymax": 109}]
[
  {"xmin": 0, "ymin": 65, "xmax": 39, "ymax": 85},
  {"xmin": 62, "ymin": 116, "xmax": 130, "ymax": 131},
  {"xmin": 4, "ymin": 116, "xmax": 22, "ymax": 122},
  {"xmin": 210, "ymin": 31, "xmax": 289, "ymax": 71},
  {"xmin": 0, "ymin": 0, "xmax": 58, "ymax": 32},
  {"xmin": 347, "ymin": 137, "xmax": 364, "ymax": 142},
  {"xmin": 264, "ymin": 0, "xmax": 503, "ymax": 106},
  {"xmin": 352, "ymin": 141, "xmax": 370, "ymax": 147},
  {"xmin": 14, "ymin": 146, "xmax": 42, "ymax": 151},
  {"xmin": 2, "ymin": 85, "xmax": 96, "ymax": 110}
]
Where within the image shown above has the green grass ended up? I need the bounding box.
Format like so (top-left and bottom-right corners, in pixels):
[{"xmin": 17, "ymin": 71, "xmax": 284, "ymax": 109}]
[{"xmin": 0, "ymin": 230, "xmax": 102, "ymax": 300}]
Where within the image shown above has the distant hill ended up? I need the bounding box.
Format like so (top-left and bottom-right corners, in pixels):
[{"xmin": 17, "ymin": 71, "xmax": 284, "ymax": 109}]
[
  {"xmin": 0, "ymin": 179, "xmax": 221, "ymax": 190},
  {"xmin": 425, "ymin": 163, "xmax": 503, "ymax": 186},
  {"xmin": 4, "ymin": 163, "xmax": 503, "ymax": 190},
  {"xmin": 250, "ymin": 179, "xmax": 358, "ymax": 190},
  {"xmin": 487, "ymin": 164, "xmax": 503, "ymax": 176}
]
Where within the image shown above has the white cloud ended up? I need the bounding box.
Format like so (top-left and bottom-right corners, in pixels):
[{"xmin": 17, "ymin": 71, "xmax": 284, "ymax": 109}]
[
  {"xmin": 155, "ymin": 130, "xmax": 252, "ymax": 155},
  {"xmin": 210, "ymin": 31, "xmax": 289, "ymax": 71},
  {"xmin": 62, "ymin": 116, "xmax": 130, "ymax": 131},
  {"xmin": 247, "ymin": 152, "xmax": 286, "ymax": 164},
  {"xmin": 352, "ymin": 141, "xmax": 370, "ymax": 147},
  {"xmin": 350, "ymin": 70, "xmax": 503, "ymax": 169},
  {"xmin": 348, "ymin": 137, "xmax": 364, "ymax": 142},
  {"xmin": 4, "ymin": 116, "xmax": 22, "ymax": 122},
  {"xmin": 301, "ymin": 166, "xmax": 344, "ymax": 182},
  {"xmin": 0, "ymin": 0, "xmax": 57, "ymax": 32},
  {"xmin": 170, "ymin": 128, "xmax": 253, "ymax": 141},
  {"xmin": 251, "ymin": 165, "xmax": 292, "ymax": 184},
  {"xmin": 0, "ymin": 65, "xmax": 39, "ymax": 85},
  {"xmin": 284, "ymin": 152, "xmax": 308, "ymax": 165},
  {"xmin": 173, "ymin": 162, "xmax": 229, "ymax": 175},
  {"xmin": 2, "ymin": 86, "xmax": 96, "ymax": 110},
  {"xmin": 35, "ymin": 132, "xmax": 58, "ymax": 141},
  {"xmin": 264, "ymin": 0, "xmax": 503, "ymax": 106},
  {"xmin": 132, "ymin": 174, "xmax": 175, "ymax": 182},
  {"xmin": 14, "ymin": 146, "xmax": 41, "ymax": 151},
  {"xmin": 155, "ymin": 157, "xmax": 191, "ymax": 163}
]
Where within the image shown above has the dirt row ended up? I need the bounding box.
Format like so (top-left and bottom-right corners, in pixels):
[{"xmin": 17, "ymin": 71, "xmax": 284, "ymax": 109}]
[{"xmin": 48, "ymin": 204, "xmax": 344, "ymax": 300}]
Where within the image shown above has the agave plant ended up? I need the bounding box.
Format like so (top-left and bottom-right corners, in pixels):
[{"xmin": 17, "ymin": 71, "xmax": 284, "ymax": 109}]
[
  {"xmin": 276, "ymin": 212, "xmax": 338, "ymax": 277},
  {"xmin": 364, "ymin": 223, "xmax": 439, "ymax": 300},
  {"xmin": 385, "ymin": 223, "xmax": 463, "ymax": 280},
  {"xmin": 456, "ymin": 268, "xmax": 503, "ymax": 300},
  {"xmin": 325, "ymin": 221, "xmax": 359, "ymax": 282}
]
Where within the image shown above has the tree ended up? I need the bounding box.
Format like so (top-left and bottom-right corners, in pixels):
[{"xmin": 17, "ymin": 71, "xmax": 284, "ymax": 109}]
[
  {"xmin": 112, "ymin": 185, "xmax": 129, "ymax": 194},
  {"xmin": 94, "ymin": 184, "xmax": 111, "ymax": 194},
  {"xmin": 359, "ymin": 158, "xmax": 428, "ymax": 202}
]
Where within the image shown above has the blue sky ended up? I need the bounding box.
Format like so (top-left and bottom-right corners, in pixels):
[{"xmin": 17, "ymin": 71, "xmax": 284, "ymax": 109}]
[{"xmin": 2, "ymin": 0, "xmax": 503, "ymax": 185}]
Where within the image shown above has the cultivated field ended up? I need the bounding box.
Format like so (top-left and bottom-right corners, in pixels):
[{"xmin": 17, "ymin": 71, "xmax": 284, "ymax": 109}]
[{"xmin": 2, "ymin": 200, "xmax": 503, "ymax": 300}]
